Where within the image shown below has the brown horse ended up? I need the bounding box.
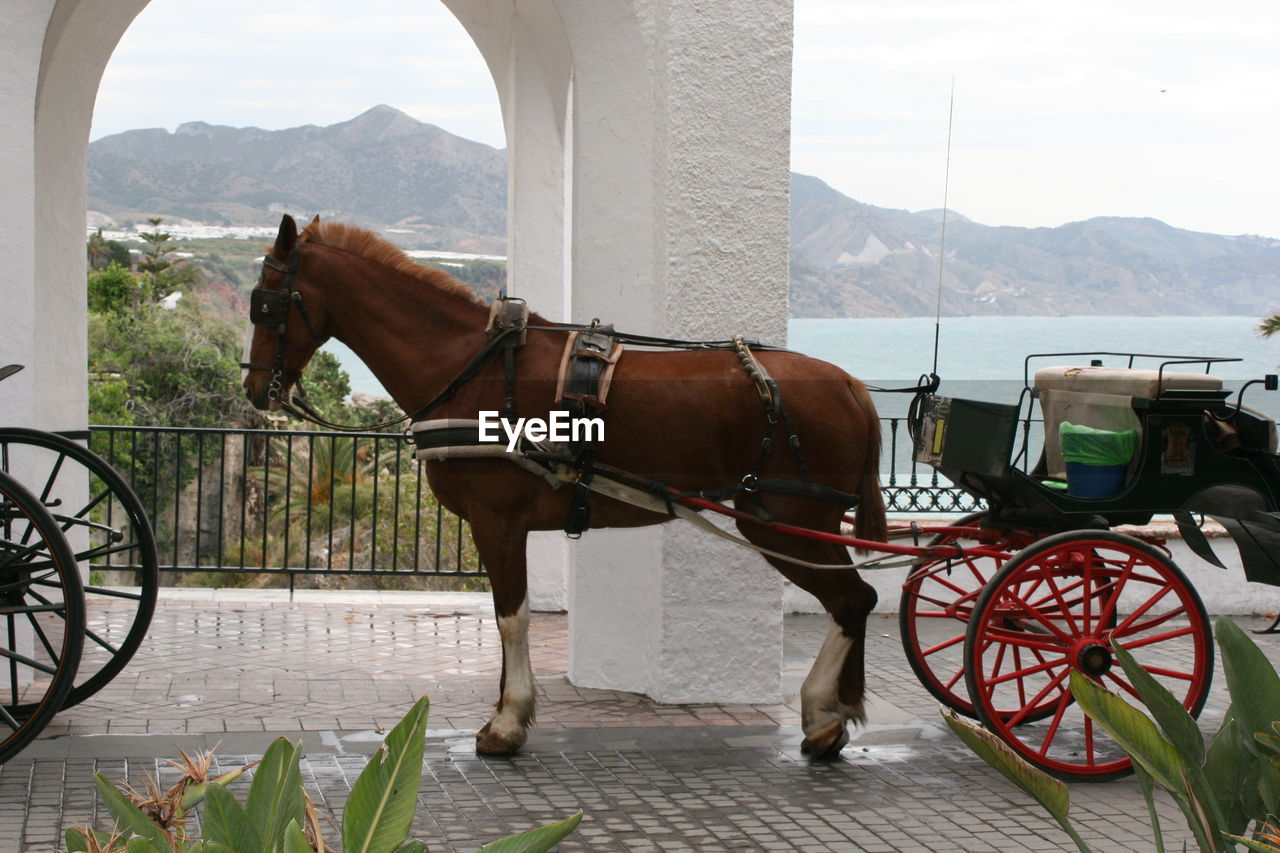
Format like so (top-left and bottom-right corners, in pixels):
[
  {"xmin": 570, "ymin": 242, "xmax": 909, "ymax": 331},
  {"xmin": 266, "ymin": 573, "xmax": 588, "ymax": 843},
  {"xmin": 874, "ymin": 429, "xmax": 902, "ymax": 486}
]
[{"xmin": 243, "ymin": 214, "xmax": 887, "ymax": 758}]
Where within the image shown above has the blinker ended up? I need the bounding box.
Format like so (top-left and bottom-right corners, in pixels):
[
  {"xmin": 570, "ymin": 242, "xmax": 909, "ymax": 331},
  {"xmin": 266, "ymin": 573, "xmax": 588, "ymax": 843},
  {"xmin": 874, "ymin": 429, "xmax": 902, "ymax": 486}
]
[{"xmin": 250, "ymin": 288, "xmax": 291, "ymax": 326}]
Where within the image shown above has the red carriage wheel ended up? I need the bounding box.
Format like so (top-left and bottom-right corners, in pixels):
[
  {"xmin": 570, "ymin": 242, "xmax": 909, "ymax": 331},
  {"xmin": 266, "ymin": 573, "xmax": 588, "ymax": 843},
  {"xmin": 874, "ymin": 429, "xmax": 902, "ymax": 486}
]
[
  {"xmin": 899, "ymin": 513, "xmax": 1035, "ymax": 718},
  {"xmin": 964, "ymin": 530, "xmax": 1213, "ymax": 781}
]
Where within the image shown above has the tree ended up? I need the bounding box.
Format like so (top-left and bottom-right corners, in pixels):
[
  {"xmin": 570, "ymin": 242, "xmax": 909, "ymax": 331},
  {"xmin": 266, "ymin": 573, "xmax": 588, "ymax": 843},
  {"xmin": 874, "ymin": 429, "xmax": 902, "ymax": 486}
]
[
  {"xmin": 1260, "ymin": 312, "xmax": 1280, "ymax": 339},
  {"xmin": 87, "ymin": 229, "xmax": 132, "ymax": 270},
  {"xmin": 88, "ymin": 300, "xmax": 259, "ymax": 428},
  {"xmin": 136, "ymin": 217, "xmax": 200, "ymax": 303},
  {"xmin": 86, "ymin": 262, "xmax": 139, "ymax": 314}
]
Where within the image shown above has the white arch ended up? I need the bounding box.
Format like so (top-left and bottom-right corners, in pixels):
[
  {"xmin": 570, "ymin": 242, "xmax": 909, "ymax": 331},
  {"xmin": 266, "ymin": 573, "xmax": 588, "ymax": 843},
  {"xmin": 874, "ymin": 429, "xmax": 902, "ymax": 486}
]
[{"xmin": 5, "ymin": 0, "xmax": 795, "ymax": 704}]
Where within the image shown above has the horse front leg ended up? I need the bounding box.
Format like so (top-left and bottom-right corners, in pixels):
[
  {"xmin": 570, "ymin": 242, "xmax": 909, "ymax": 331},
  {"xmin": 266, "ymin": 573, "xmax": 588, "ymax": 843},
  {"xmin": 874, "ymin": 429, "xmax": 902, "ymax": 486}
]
[{"xmin": 470, "ymin": 520, "xmax": 536, "ymax": 755}]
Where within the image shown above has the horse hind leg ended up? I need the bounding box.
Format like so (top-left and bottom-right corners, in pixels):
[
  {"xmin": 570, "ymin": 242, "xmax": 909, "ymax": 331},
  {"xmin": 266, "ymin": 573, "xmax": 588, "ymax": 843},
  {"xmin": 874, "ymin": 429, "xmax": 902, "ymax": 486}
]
[
  {"xmin": 799, "ymin": 590, "xmax": 876, "ymax": 758},
  {"xmin": 736, "ymin": 517, "xmax": 876, "ymax": 759},
  {"xmin": 470, "ymin": 521, "xmax": 536, "ymax": 755}
]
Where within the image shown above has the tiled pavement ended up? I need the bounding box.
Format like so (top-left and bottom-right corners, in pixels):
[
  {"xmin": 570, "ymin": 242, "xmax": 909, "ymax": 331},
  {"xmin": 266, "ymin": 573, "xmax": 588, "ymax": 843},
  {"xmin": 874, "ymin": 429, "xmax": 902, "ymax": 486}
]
[{"xmin": 4, "ymin": 589, "xmax": 1279, "ymax": 851}]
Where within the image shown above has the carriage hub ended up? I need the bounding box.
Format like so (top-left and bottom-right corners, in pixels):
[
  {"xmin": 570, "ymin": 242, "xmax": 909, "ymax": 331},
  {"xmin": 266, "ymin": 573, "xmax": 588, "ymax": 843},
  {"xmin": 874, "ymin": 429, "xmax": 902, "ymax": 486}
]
[{"xmin": 1073, "ymin": 640, "xmax": 1113, "ymax": 676}]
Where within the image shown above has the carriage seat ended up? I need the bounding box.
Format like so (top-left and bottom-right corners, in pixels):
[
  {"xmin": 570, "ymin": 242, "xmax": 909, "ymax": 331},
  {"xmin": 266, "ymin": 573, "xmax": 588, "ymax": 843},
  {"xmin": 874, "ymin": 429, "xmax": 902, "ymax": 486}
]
[
  {"xmin": 1033, "ymin": 365, "xmax": 1223, "ymax": 480},
  {"xmin": 1033, "ymin": 365, "xmax": 1223, "ymax": 398}
]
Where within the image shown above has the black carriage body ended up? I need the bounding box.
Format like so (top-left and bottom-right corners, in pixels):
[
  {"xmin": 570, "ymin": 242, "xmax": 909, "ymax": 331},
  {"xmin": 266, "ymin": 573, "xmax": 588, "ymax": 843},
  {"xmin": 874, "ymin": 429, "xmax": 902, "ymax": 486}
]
[{"xmin": 916, "ymin": 356, "xmax": 1280, "ymax": 587}]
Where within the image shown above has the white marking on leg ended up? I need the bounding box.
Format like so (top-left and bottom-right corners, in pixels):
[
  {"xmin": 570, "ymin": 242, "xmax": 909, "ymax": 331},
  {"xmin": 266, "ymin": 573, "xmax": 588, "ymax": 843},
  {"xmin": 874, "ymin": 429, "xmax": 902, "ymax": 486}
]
[
  {"xmin": 800, "ymin": 621, "xmax": 858, "ymax": 736},
  {"xmin": 489, "ymin": 596, "xmax": 535, "ymax": 741}
]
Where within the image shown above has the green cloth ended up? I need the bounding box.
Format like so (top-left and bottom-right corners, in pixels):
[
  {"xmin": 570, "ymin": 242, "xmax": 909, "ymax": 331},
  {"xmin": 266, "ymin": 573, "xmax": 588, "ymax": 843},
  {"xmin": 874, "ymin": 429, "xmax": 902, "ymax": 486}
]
[{"xmin": 1059, "ymin": 421, "xmax": 1137, "ymax": 467}]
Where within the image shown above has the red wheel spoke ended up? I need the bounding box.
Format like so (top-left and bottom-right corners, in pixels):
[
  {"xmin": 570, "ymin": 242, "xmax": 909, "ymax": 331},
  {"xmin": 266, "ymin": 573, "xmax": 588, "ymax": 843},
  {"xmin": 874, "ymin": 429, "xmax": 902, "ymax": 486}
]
[
  {"xmin": 1112, "ymin": 582, "xmax": 1175, "ymax": 636},
  {"xmin": 1084, "ymin": 716, "xmax": 1096, "ymax": 767},
  {"xmin": 919, "ymin": 572, "xmax": 976, "ymax": 599},
  {"xmin": 1042, "ymin": 571, "xmax": 1083, "ymax": 636},
  {"xmin": 980, "ymin": 625, "xmax": 1070, "ymax": 654},
  {"xmin": 921, "ymin": 633, "xmax": 966, "ymax": 657},
  {"xmin": 1103, "ymin": 671, "xmax": 1142, "ymax": 701},
  {"xmin": 985, "ymin": 652, "xmax": 1068, "ymax": 688},
  {"xmin": 1028, "ymin": 692, "xmax": 1073, "ymax": 757},
  {"xmin": 991, "ymin": 591, "xmax": 1074, "ymax": 643},
  {"xmin": 1095, "ymin": 555, "xmax": 1139, "ymax": 629},
  {"xmin": 1113, "ymin": 610, "xmax": 1190, "ymax": 642},
  {"xmin": 1133, "ymin": 664, "xmax": 1196, "ymax": 682},
  {"xmin": 1001, "ymin": 666, "xmax": 1071, "ymax": 730}
]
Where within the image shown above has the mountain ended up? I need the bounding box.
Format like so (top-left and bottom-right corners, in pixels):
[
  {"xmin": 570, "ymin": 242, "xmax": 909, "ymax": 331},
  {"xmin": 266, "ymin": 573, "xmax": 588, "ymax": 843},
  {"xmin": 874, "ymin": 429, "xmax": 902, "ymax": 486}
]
[
  {"xmin": 788, "ymin": 173, "xmax": 1280, "ymax": 317},
  {"xmin": 88, "ymin": 105, "xmax": 506, "ymax": 253},
  {"xmin": 88, "ymin": 107, "xmax": 1280, "ymax": 317}
]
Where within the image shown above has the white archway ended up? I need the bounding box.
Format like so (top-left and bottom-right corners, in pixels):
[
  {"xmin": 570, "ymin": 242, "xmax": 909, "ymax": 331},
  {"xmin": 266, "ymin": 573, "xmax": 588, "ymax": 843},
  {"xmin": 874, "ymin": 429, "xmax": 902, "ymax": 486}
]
[{"xmin": 3, "ymin": 0, "xmax": 795, "ymax": 704}]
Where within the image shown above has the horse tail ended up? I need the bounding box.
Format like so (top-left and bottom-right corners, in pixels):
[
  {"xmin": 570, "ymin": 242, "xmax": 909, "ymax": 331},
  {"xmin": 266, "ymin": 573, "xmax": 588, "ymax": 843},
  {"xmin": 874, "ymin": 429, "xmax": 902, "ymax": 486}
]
[{"xmin": 849, "ymin": 378, "xmax": 887, "ymax": 548}]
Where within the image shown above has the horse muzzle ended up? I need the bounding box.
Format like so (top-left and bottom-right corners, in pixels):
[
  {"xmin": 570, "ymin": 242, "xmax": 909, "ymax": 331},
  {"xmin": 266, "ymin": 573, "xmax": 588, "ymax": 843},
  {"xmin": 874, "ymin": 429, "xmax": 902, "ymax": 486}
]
[{"xmin": 244, "ymin": 374, "xmax": 279, "ymax": 411}]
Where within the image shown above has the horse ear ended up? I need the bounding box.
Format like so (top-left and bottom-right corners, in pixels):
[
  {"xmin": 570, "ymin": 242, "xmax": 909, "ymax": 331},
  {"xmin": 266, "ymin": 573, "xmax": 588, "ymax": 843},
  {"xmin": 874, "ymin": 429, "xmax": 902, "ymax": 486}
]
[
  {"xmin": 273, "ymin": 214, "xmax": 297, "ymax": 256},
  {"xmin": 308, "ymin": 214, "xmax": 320, "ymax": 228}
]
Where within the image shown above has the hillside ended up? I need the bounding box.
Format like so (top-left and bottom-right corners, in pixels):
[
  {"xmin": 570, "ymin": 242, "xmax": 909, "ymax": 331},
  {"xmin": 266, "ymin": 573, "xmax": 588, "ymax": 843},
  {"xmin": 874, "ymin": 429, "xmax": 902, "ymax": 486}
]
[
  {"xmin": 88, "ymin": 106, "xmax": 1280, "ymax": 317},
  {"xmin": 789, "ymin": 174, "xmax": 1280, "ymax": 317},
  {"xmin": 89, "ymin": 105, "xmax": 506, "ymax": 253}
]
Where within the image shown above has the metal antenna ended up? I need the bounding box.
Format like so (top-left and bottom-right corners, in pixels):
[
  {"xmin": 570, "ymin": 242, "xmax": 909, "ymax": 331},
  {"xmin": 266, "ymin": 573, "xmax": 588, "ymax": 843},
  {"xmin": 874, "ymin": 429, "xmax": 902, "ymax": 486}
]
[{"xmin": 931, "ymin": 78, "xmax": 956, "ymax": 379}]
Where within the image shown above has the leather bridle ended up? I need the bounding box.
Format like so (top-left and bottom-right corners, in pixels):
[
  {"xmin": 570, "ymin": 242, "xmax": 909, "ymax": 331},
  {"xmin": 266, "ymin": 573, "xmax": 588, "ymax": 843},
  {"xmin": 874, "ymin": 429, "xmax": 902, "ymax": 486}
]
[
  {"xmin": 240, "ymin": 250, "xmax": 324, "ymax": 403},
  {"xmin": 240, "ymin": 250, "xmax": 413, "ymax": 432}
]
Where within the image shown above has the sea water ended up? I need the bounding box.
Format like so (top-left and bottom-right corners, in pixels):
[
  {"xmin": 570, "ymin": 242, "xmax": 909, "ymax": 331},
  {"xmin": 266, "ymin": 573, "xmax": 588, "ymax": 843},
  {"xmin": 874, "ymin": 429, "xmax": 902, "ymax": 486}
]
[{"xmin": 328, "ymin": 315, "xmax": 1280, "ymax": 417}]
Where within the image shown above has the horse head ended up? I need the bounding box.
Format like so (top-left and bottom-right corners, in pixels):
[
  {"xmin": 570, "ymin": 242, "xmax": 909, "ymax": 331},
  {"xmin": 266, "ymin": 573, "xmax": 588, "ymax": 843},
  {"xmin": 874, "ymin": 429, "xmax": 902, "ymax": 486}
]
[{"xmin": 242, "ymin": 214, "xmax": 329, "ymax": 410}]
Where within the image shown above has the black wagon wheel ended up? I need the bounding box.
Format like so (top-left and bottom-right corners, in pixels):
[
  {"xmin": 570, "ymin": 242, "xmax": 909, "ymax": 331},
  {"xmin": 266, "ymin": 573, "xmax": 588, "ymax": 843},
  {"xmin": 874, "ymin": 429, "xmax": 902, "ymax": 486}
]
[
  {"xmin": 0, "ymin": 469, "xmax": 84, "ymax": 764},
  {"xmin": 899, "ymin": 512, "xmax": 1039, "ymax": 718},
  {"xmin": 0, "ymin": 428, "xmax": 157, "ymax": 711},
  {"xmin": 964, "ymin": 530, "xmax": 1213, "ymax": 781}
]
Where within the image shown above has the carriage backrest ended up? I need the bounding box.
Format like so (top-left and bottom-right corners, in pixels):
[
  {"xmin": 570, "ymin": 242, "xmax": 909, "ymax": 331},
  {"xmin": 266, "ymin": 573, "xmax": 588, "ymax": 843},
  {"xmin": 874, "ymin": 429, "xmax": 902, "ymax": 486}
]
[{"xmin": 1033, "ymin": 366, "xmax": 1223, "ymax": 479}]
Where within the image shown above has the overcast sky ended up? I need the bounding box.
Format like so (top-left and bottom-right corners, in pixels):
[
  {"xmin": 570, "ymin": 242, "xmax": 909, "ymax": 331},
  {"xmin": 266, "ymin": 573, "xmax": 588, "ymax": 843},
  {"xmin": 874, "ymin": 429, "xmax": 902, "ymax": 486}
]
[{"xmin": 92, "ymin": 0, "xmax": 1280, "ymax": 238}]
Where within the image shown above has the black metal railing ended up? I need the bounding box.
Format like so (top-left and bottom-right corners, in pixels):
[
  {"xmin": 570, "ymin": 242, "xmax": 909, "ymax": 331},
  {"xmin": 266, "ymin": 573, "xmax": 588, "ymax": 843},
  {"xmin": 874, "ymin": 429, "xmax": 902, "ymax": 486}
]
[
  {"xmin": 86, "ymin": 418, "xmax": 1004, "ymax": 580},
  {"xmin": 88, "ymin": 425, "xmax": 481, "ymax": 581}
]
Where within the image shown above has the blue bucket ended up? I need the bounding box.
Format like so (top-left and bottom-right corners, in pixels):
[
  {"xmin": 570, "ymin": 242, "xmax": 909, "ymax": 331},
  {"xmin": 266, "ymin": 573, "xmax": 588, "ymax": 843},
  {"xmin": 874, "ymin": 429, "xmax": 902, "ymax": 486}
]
[{"xmin": 1065, "ymin": 461, "xmax": 1126, "ymax": 498}]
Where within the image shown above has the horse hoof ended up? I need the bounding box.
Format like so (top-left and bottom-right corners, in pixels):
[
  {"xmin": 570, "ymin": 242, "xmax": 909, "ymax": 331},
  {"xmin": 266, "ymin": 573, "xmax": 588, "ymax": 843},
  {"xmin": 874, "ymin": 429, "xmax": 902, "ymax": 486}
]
[
  {"xmin": 475, "ymin": 723, "xmax": 526, "ymax": 756},
  {"xmin": 800, "ymin": 720, "xmax": 849, "ymax": 759}
]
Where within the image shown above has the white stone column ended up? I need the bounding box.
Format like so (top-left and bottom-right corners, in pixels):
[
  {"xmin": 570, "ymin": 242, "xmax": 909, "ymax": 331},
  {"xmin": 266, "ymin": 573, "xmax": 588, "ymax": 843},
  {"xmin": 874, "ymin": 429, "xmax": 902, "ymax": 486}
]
[
  {"xmin": 443, "ymin": 0, "xmax": 575, "ymax": 612},
  {"xmin": 0, "ymin": 1, "xmax": 52, "ymax": 428},
  {"xmin": 561, "ymin": 0, "xmax": 794, "ymax": 703}
]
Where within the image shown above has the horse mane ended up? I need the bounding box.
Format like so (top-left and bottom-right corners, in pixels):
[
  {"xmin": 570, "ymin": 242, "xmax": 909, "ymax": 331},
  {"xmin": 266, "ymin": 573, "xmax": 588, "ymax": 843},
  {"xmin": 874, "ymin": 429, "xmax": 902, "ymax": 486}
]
[{"xmin": 299, "ymin": 218, "xmax": 483, "ymax": 304}]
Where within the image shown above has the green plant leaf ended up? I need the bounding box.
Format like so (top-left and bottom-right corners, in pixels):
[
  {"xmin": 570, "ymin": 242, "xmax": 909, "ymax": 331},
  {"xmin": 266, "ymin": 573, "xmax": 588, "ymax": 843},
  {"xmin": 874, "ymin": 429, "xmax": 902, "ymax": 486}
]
[
  {"xmin": 1132, "ymin": 764, "xmax": 1167, "ymax": 853},
  {"xmin": 202, "ymin": 780, "xmax": 260, "ymax": 853},
  {"xmin": 393, "ymin": 843, "xmax": 431, "ymax": 853},
  {"xmin": 343, "ymin": 696, "xmax": 431, "ymax": 853},
  {"xmin": 1112, "ymin": 643, "xmax": 1206, "ymax": 767},
  {"xmin": 92, "ymin": 773, "xmax": 174, "ymax": 850},
  {"xmin": 123, "ymin": 837, "xmax": 165, "ymax": 853},
  {"xmin": 1261, "ymin": 754, "xmax": 1280, "ymax": 818},
  {"xmin": 473, "ymin": 812, "xmax": 585, "ymax": 853},
  {"xmin": 1257, "ymin": 731, "xmax": 1280, "ymax": 756},
  {"xmin": 1223, "ymin": 834, "xmax": 1280, "ymax": 853},
  {"xmin": 124, "ymin": 837, "xmax": 166, "ymax": 853},
  {"xmin": 1112, "ymin": 642, "xmax": 1229, "ymax": 841},
  {"xmin": 244, "ymin": 737, "xmax": 307, "ymax": 851},
  {"xmin": 1068, "ymin": 671, "xmax": 1186, "ymax": 791},
  {"xmin": 181, "ymin": 764, "xmax": 253, "ymax": 812},
  {"xmin": 1218, "ymin": 618, "xmax": 1280, "ymax": 754},
  {"xmin": 283, "ymin": 819, "xmax": 315, "ymax": 853},
  {"xmin": 941, "ymin": 710, "xmax": 1070, "ymax": 822},
  {"xmin": 1206, "ymin": 709, "xmax": 1258, "ymax": 836},
  {"xmin": 64, "ymin": 827, "xmax": 91, "ymax": 852}
]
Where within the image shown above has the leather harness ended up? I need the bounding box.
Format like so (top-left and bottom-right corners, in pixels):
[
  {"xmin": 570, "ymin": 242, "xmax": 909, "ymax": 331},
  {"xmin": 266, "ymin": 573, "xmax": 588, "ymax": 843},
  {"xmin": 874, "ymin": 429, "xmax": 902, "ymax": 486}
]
[{"xmin": 245, "ymin": 263, "xmax": 857, "ymax": 536}]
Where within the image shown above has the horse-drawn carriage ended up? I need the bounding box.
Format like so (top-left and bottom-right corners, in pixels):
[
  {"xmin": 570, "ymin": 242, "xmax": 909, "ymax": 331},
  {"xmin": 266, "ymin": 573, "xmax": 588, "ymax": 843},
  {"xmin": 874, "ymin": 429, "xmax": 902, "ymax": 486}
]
[
  {"xmin": 900, "ymin": 353, "xmax": 1280, "ymax": 779},
  {"xmin": 239, "ymin": 213, "xmax": 1280, "ymax": 780},
  {"xmin": 0, "ymin": 365, "xmax": 158, "ymax": 763}
]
